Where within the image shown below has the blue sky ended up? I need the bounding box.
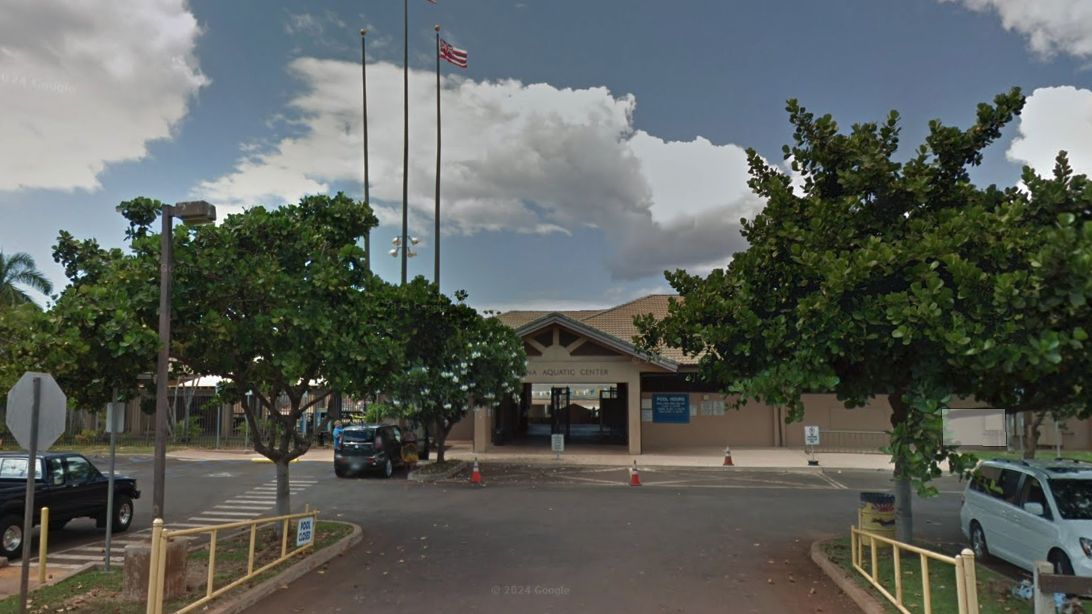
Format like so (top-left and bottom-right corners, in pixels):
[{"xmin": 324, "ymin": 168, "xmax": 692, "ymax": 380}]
[{"xmin": 3, "ymin": 0, "xmax": 1092, "ymax": 311}]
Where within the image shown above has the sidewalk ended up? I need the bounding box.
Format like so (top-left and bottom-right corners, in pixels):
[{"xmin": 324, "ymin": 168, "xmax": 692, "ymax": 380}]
[
  {"xmin": 0, "ymin": 560, "xmax": 89, "ymax": 600},
  {"xmin": 166, "ymin": 443, "xmax": 895, "ymax": 470},
  {"xmin": 443, "ymin": 442, "xmax": 896, "ymax": 471}
]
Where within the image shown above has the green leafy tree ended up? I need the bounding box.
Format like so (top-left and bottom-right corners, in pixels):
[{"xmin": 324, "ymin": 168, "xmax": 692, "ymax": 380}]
[
  {"xmin": 639, "ymin": 90, "xmax": 1027, "ymax": 542},
  {"xmin": 393, "ymin": 299, "xmax": 525, "ymax": 462},
  {"xmin": 926, "ymin": 154, "xmax": 1092, "ymax": 458},
  {"xmin": 162, "ymin": 193, "xmax": 407, "ymax": 515},
  {"xmin": 49, "ymin": 193, "xmax": 408, "ymax": 516},
  {"xmin": 0, "ymin": 251, "xmax": 53, "ymax": 308},
  {"xmin": 0, "ymin": 304, "xmax": 45, "ymax": 410},
  {"xmin": 39, "ymin": 208, "xmax": 162, "ymax": 410}
]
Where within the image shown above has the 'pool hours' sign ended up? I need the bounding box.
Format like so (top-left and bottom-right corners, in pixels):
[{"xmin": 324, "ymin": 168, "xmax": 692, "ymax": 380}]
[{"xmin": 652, "ymin": 394, "xmax": 689, "ymax": 424}]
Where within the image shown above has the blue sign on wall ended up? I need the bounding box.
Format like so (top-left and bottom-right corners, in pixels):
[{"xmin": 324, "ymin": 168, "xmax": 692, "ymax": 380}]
[{"xmin": 652, "ymin": 394, "xmax": 690, "ymax": 424}]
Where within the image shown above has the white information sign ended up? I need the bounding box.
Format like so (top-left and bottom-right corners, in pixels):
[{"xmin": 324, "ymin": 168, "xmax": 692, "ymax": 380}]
[
  {"xmin": 551, "ymin": 433, "xmax": 565, "ymax": 453},
  {"xmin": 105, "ymin": 401, "xmax": 125, "ymax": 434},
  {"xmin": 804, "ymin": 425, "xmax": 820, "ymax": 447},
  {"xmin": 296, "ymin": 516, "xmax": 314, "ymax": 547}
]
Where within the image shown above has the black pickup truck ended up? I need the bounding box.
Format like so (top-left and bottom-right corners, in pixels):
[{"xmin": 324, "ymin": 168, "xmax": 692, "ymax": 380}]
[{"xmin": 0, "ymin": 452, "xmax": 140, "ymax": 559}]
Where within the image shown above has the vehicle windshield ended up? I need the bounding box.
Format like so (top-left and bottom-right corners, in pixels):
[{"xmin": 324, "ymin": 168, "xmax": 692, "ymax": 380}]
[
  {"xmin": 1048, "ymin": 479, "xmax": 1092, "ymax": 519},
  {"xmin": 341, "ymin": 430, "xmax": 376, "ymax": 443}
]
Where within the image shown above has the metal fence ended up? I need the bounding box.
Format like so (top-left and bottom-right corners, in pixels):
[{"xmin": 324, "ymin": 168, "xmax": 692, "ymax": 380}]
[
  {"xmin": 851, "ymin": 526, "xmax": 979, "ymax": 614},
  {"xmin": 815, "ymin": 430, "xmax": 889, "ymax": 454},
  {"xmin": 146, "ymin": 508, "xmax": 319, "ymax": 614},
  {"xmin": 50, "ymin": 391, "xmax": 329, "ymax": 450}
]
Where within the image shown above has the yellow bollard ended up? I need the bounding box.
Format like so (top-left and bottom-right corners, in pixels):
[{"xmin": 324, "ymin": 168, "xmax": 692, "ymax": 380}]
[
  {"xmin": 960, "ymin": 548, "xmax": 979, "ymax": 614},
  {"xmin": 37, "ymin": 506, "xmax": 49, "ymax": 584},
  {"xmin": 146, "ymin": 519, "xmax": 163, "ymax": 614}
]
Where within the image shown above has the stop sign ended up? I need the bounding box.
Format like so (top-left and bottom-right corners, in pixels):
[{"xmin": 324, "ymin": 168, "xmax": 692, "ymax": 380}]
[{"xmin": 5, "ymin": 372, "xmax": 67, "ymax": 452}]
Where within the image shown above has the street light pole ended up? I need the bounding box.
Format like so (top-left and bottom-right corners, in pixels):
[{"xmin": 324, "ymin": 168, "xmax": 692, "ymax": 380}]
[
  {"xmin": 152, "ymin": 205, "xmax": 173, "ymax": 521},
  {"xmin": 152, "ymin": 201, "xmax": 216, "ymax": 521}
]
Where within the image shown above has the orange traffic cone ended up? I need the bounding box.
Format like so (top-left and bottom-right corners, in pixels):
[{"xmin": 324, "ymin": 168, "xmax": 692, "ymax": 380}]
[
  {"xmin": 629, "ymin": 460, "xmax": 641, "ymax": 487},
  {"xmin": 470, "ymin": 458, "xmax": 482, "ymax": 485},
  {"xmin": 723, "ymin": 446, "xmax": 734, "ymax": 466}
]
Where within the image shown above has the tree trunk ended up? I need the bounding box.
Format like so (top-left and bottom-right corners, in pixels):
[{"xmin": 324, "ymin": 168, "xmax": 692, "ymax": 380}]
[
  {"xmin": 275, "ymin": 458, "xmax": 290, "ymax": 518},
  {"xmin": 1022, "ymin": 411, "xmax": 1047, "ymax": 460},
  {"xmin": 893, "ymin": 457, "xmax": 913, "ymax": 544},
  {"xmin": 889, "ymin": 390, "xmax": 913, "ymax": 543},
  {"xmin": 434, "ymin": 419, "xmax": 447, "ymax": 463}
]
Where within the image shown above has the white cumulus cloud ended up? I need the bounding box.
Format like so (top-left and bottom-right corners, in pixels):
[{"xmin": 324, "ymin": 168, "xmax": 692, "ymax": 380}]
[
  {"xmin": 0, "ymin": 0, "xmax": 207, "ymax": 192},
  {"xmin": 941, "ymin": 0, "xmax": 1092, "ymax": 59},
  {"xmin": 196, "ymin": 59, "xmax": 761, "ymax": 279},
  {"xmin": 1007, "ymin": 86, "xmax": 1092, "ymax": 176}
]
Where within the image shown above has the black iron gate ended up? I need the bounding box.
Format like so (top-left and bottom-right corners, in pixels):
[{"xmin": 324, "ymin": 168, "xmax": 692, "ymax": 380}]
[{"xmin": 550, "ymin": 386, "xmax": 571, "ymax": 442}]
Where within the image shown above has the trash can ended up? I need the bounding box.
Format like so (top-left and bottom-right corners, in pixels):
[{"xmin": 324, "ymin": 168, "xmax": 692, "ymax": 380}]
[{"xmin": 859, "ymin": 492, "xmax": 896, "ymax": 544}]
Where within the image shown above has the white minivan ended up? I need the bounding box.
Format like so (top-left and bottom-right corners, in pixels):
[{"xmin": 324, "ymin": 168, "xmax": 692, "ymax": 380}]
[{"xmin": 961, "ymin": 458, "xmax": 1092, "ymax": 576}]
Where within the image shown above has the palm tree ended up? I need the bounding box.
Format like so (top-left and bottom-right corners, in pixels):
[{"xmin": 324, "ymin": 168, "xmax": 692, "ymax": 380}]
[{"xmin": 0, "ymin": 251, "xmax": 53, "ymax": 308}]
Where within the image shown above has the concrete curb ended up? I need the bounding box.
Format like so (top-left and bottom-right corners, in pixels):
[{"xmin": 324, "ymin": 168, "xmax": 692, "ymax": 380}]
[
  {"xmin": 810, "ymin": 538, "xmax": 887, "ymax": 614},
  {"xmin": 408, "ymin": 460, "xmax": 468, "ymax": 482},
  {"xmin": 207, "ymin": 521, "xmax": 363, "ymax": 614},
  {"xmin": 450, "ymin": 458, "xmax": 832, "ymax": 474}
]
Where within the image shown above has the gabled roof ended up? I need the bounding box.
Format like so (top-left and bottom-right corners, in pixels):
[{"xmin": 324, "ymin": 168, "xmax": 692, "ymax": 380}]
[
  {"xmin": 501, "ymin": 302, "xmax": 681, "ymax": 372},
  {"xmin": 495, "ymin": 294, "xmax": 693, "ymax": 366}
]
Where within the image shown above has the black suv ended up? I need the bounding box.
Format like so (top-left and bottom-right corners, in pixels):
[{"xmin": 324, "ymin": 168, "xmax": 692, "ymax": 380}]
[
  {"xmin": 334, "ymin": 425, "xmax": 410, "ymax": 478},
  {"xmin": 0, "ymin": 452, "xmax": 140, "ymax": 558}
]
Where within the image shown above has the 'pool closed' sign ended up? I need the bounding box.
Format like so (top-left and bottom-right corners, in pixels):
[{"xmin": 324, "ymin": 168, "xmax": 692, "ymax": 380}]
[
  {"xmin": 296, "ymin": 516, "xmax": 314, "ymax": 547},
  {"xmin": 652, "ymin": 394, "xmax": 689, "ymax": 424}
]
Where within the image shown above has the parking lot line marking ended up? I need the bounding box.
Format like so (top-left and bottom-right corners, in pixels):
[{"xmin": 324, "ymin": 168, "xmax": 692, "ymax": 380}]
[
  {"xmin": 216, "ymin": 504, "xmax": 270, "ymax": 510},
  {"xmin": 195, "ymin": 510, "xmax": 261, "ymax": 517},
  {"xmin": 190, "ymin": 516, "xmax": 251, "ymax": 523},
  {"xmin": 817, "ymin": 473, "xmax": 848, "ymax": 490}
]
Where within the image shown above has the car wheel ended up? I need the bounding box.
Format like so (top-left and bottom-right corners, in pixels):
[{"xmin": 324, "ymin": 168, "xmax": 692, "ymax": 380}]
[
  {"xmin": 969, "ymin": 522, "xmax": 989, "ymax": 561},
  {"xmin": 1050, "ymin": 550, "xmax": 1075, "ymax": 576},
  {"xmin": 334, "ymin": 465, "xmax": 347, "ymax": 478},
  {"xmin": 0, "ymin": 515, "xmax": 24, "ymax": 559},
  {"xmin": 112, "ymin": 496, "xmax": 133, "ymax": 533},
  {"xmin": 383, "ymin": 458, "xmax": 393, "ymax": 479}
]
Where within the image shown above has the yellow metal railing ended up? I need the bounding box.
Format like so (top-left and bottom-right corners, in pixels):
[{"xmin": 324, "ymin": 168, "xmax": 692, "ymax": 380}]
[
  {"xmin": 850, "ymin": 526, "xmax": 979, "ymax": 614},
  {"xmin": 145, "ymin": 508, "xmax": 319, "ymax": 614}
]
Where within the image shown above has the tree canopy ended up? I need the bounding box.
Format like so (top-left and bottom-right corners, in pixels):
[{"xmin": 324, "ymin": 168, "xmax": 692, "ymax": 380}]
[
  {"xmin": 391, "ymin": 294, "xmax": 526, "ymax": 461},
  {"xmin": 638, "ymin": 89, "xmax": 1092, "ymax": 541}
]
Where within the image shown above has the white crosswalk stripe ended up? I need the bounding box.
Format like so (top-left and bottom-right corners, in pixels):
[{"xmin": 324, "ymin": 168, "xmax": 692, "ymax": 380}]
[{"xmin": 22, "ymin": 478, "xmax": 320, "ymax": 566}]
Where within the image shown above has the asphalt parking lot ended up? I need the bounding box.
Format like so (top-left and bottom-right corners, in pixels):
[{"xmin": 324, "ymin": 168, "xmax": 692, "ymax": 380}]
[{"xmin": 243, "ymin": 463, "xmax": 970, "ymax": 614}]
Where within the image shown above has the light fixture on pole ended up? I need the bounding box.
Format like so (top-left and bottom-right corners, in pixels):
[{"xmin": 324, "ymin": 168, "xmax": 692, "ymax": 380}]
[
  {"xmin": 153, "ymin": 200, "xmax": 216, "ymax": 521},
  {"xmin": 389, "ymin": 236, "xmax": 419, "ymax": 259}
]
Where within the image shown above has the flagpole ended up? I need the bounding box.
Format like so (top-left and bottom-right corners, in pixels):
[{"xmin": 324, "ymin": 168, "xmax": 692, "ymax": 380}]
[
  {"xmin": 400, "ymin": 0, "xmax": 410, "ymax": 285},
  {"xmin": 434, "ymin": 25, "xmax": 441, "ymax": 290},
  {"xmin": 361, "ymin": 28, "xmax": 371, "ymax": 274}
]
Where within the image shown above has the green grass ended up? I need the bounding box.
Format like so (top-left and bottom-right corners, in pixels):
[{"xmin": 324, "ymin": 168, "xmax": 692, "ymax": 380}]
[
  {"xmin": 824, "ymin": 537, "xmax": 1031, "ymax": 614},
  {"xmin": 0, "ymin": 520, "xmax": 353, "ymax": 614}
]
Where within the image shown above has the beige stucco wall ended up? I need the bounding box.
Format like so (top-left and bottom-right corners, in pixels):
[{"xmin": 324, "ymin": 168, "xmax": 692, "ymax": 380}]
[
  {"xmin": 640, "ymin": 393, "xmax": 777, "ymax": 449},
  {"xmin": 782, "ymin": 395, "xmax": 894, "ymax": 447},
  {"xmin": 448, "ymin": 413, "xmax": 474, "ymax": 441}
]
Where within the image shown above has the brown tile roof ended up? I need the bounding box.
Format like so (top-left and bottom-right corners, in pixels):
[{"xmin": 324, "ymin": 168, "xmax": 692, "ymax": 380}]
[
  {"xmin": 495, "ymin": 295, "xmax": 695, "ymax": 366},
  {"xmin": 494, "ymin": 309, "xmax": 603, "ymax": 330}
]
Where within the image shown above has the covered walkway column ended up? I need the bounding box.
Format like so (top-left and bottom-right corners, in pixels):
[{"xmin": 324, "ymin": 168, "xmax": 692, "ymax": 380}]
[{"xmin": 473, "ymin": 406, "xmax": 491, "ymax": 453}]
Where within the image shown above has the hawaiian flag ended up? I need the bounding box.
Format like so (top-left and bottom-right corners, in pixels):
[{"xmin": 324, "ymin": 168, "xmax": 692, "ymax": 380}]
[{"xmin": 439, "ymin": 39, "xmax": 468, "ymax": 68}]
